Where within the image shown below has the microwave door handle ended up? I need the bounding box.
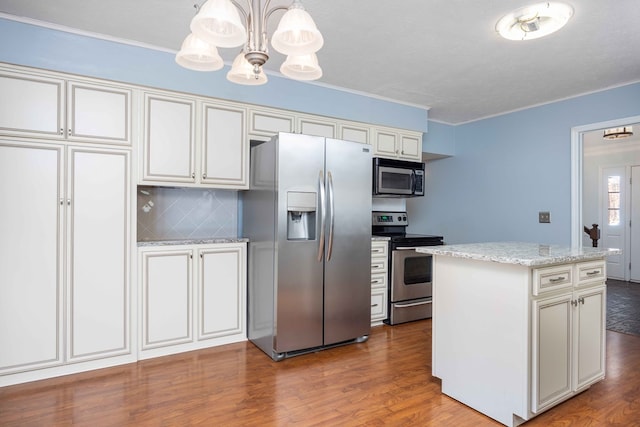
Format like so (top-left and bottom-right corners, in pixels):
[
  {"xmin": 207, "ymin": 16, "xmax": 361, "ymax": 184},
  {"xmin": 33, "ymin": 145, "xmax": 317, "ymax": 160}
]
[{"xmin": 410, "ymin": 170, "xmax": 416, "ymax": 194}]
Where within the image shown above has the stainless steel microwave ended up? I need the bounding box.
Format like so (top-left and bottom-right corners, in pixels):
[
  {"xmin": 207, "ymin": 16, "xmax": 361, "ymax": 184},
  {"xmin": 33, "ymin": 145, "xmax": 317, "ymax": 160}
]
[{"xmin": 373, "ymin": 157, "xmax": 425, "ymax": 197}]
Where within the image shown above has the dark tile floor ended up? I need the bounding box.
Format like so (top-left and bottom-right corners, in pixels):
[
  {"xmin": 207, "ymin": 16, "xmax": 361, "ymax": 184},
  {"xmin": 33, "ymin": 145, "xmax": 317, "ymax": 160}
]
[{"xmin": 607, "ymin": 279, "xmax": 640, "ymax": 336}]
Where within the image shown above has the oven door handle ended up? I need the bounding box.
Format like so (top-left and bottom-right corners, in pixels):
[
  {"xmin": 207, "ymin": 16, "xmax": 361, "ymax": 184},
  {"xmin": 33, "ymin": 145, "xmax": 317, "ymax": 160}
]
[{"xmin": 395, "ymin": 300, "xmax": 432, "ymax": 308}]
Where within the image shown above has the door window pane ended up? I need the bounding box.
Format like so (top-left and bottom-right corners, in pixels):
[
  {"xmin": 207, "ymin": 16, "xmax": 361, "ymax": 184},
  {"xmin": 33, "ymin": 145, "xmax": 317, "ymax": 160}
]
[{"xmin": 608, "ymin": 176, "xmax": 621, "ymax": 226}]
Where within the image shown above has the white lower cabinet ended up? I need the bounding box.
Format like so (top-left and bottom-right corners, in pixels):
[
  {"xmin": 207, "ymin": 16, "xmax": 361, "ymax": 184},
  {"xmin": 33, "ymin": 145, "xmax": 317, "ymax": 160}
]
[
  {"xmin": 139, "ymin": 242, "xmax": 247, "ymax": 359},
  {"xmin": 531, "ymin": 263, "xmax": 606, "ymax": 414},
  {"xmin": 0, "ymin": 140, "xmax": 132, "ymax": 386},
  {"xmin": 371, "ymin": 240, "xmax": 389, "ymax": 326}
]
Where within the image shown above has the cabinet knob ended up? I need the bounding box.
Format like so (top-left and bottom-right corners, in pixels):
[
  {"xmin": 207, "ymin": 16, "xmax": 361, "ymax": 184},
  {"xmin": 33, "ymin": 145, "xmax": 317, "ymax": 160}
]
[
  {"xmin": 578, "ymin": 297, "xmax": 585, "ymax": 305},
  {"xmin": 67, "ymin": 199, "xmax": 71, "ymax": 206},
  {"xmin": 202, "ymin": 173, "xmax": 207, "ymax": 179},
  {"xmin": 191, "ymin": 172, "xmax": 195, "ymax": 179},
  {"xmin": 59, "ymin": 128, "xmax": 64, "ymax": 135},
  {"xmin": 571, "ymin": 299, "xmax": 578, "ymax": 307}
]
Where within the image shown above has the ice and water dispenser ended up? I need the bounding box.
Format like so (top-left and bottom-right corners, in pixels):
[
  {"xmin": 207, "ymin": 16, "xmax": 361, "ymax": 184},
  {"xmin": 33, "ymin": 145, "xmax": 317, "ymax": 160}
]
[{"xmin": 286, "ymin": 191, "xmax": 316, "ymax": 240}]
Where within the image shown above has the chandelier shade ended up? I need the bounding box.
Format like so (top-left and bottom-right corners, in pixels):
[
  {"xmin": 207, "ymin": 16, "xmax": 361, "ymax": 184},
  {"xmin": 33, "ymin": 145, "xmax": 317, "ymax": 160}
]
[
  {"xmin": 190, "ymin": 0, "xmax": 247, "ymax": 48},
  {"xmin": 175, "ymin": 33, "xmax": 224, "ymax": 71},
  {"xmin": 227, "ymin": 52, "xmax": 268, "ymax": 85},
  {"xmin": 280, "ymin": 54, "xmax": 322, "ymax": 81},
  {"xmin": 176, "ymin": 0, "xmax": 324, "ymax": 85},
  {"xmin": 271, "ymin": 3, "xmax": 324, "ymax": 56}
]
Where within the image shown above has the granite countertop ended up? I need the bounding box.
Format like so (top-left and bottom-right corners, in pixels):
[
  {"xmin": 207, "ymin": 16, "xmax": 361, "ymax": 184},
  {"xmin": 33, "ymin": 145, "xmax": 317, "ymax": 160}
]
[
  {"xmin": 138, "ymin": 237, "xmax": 249, "ymax": 247},
  {"xmin": 416, "ymin": 242, "xmax": 621, "ymax": 267},
  {"xmin": 371, "ymin": 235, "xmax": 391, "ymax": 241}
]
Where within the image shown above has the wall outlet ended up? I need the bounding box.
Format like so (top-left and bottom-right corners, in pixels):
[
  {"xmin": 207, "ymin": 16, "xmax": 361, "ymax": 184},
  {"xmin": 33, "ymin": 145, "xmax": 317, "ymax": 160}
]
[{"xmin": 539, "ymin": 211, "xmax": 551, "ymax": 223}]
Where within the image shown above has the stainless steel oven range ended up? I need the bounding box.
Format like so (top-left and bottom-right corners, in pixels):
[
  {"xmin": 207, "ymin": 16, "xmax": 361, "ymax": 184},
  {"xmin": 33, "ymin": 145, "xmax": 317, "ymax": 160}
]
[{"xmin": 372, "ymin": 211, "xmax": 443, "ymax": 325}]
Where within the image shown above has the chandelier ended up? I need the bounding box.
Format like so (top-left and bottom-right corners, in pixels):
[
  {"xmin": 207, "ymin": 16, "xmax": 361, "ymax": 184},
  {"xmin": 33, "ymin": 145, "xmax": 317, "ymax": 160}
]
[
  {"xmin": 495, "ymin": 2, "xmax": 574, "ymax": 41},
  {"xmin": 176, "ymin": 0, "xmax": 323, "ymax": 85},
  {"xmin": 603, "ymin": 126, "xmax": 634, "ymax": 140}
]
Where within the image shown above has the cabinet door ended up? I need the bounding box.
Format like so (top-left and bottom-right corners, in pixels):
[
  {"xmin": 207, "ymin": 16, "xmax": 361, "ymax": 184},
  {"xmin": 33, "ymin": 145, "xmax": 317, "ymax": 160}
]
[
  {"xmin": 398, "ymin": 133, "xmax": 421, "ymax": 160},
  {"xmin": 142, "ymin": 93, "xmax": 196, "ymax": 183},
  {"xmin": 371, "ymin": 289, "xmax": 388, "ymax": 324},
  {"xmin": 248, "ymin": 108, "xmax": 294, "ymax": 140},
  {"xmin": 0, "ymin": 142, "xmax": 64, "ymax": 373},
  {"xmin": 140, "ymin": 250, "xmax": 193, "ymax": 350},
  {"xmin": 339, "ymin": 122, "xmax": 370, "ymax": 144},
  {"xmin": 67, "ymin": 147, "xmax": 130, "ymax": 361},
  {"xmin": 373, "ymin": 129, "xmax": 398, "ymax": 158},
  {"xmin": 574, "ymin": 286, "xmax": 606, "ymax": 391},
  {"xmin": 67, "ymin": 81, "xmax": 131, "ymax": 145},
  {"xmin": 201, "ymin": 102, "xmax": 248, "ymax": 188},
  {"xmin": 298, "ymin": 116, "xmax": 336, "ymax": 138},
  {"xmin": 198, "ymin": 244, "xmax": 246, "ymax": 340},
  {"xmin": 0, "ymin": 71, "xmax": 64, "ymax": 139},
  {"xmin": 531, "ymin": 292, "xmax": 573, "ymax": 413}
]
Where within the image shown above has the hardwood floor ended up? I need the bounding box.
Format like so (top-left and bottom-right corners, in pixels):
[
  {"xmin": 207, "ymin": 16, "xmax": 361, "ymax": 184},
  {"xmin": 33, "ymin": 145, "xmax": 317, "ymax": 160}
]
[{"xmin": 2, "ymin": 320, "xmax": 640, "ymax": 426}]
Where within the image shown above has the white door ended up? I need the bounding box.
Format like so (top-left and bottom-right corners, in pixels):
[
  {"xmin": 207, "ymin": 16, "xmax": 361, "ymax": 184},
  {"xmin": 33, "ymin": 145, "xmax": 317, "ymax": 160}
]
[
  {"xmin": 67, "ymin": 147, "xmax": 130, "ymax": 361},
  {"xmin": 632, "ymin": 166, "xmax": 640, "ymax": 282},
  {"xmin": 140, "ymin": 250, "xmax": 193, "ymax": 350},
  {"xmin": 600, "ymin": 167, "xmax": 626, "ymax": 279},
  {"xmin": 0, "ymin": 142, "xmax": 64, "ymax": 373},
  {"xmin": 198, "ymin": 245, "xmax": 245, "ymax": 340},
  {"xmin": 142, "ymin": 93, "xmax": 196, "ymax": 183},
  {"xmin": 201, "ymin": 102, "xmax": 247, "ymax": 188}
]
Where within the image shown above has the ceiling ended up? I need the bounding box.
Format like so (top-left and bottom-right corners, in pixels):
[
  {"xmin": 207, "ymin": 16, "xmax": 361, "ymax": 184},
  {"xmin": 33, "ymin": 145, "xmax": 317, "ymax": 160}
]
[{"xmin": 1, "ymin": 0, "xmax": 639, "ymax": 124}]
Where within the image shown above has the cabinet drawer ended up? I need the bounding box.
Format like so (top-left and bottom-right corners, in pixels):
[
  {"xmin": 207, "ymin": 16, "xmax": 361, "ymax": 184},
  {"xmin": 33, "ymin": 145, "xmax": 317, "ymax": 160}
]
[
  {"xmin": 371, "ymin": 273, "xmax": 387, "ymax": 290},
  {"xmin": 371, "ymin": 259, "xmax": 387, "ymax": 275},
  {"xmin": 371, "ymin": 241, "xmax": 388, "ymax": 257},
  {"xmin": 532, "ymin": 265, "xmax": 573, "ymax": 295},
  {"xmin": 371, "ymin": 289, "xmax": 387, "ymax": 322},
  {"xmin": 575, "ymin": 260, "xmax": 606, "ymax": 287}
]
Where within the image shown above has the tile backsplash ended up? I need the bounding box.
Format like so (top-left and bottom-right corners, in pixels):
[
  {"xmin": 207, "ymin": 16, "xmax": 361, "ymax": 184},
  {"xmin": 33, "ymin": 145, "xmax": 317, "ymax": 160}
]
[{"xmin": 137, "ymin": 186, "xmax": 238, "ymax": 241}]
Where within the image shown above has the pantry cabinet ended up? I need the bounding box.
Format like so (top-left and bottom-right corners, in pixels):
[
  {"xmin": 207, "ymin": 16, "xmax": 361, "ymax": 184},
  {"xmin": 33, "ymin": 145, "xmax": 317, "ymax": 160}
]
[
  {"xmin": 138, "ymin": 242, "xmax": 247, "ymax": 359},
  {"xmin": 0, "ymin": 67, "xmax": 131, "ymax": 145},
  {"xmin": 0, "ymin": 139, "xmax": 132, "ymax": 380}
]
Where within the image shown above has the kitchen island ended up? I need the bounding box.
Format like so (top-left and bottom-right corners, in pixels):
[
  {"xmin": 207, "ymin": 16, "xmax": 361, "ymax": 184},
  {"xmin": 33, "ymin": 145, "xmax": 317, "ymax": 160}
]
[{"xmin": 416, "ymin": 242, "xmax": 621, "ymax": 427}]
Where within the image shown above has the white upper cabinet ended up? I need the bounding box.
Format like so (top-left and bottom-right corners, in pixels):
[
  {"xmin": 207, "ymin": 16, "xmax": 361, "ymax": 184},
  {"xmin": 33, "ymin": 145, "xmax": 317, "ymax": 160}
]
[
  {"xmin": 297, "ymin": 115, "xmax": 337, "ymax": 138},
  {"xmin": 372, "ymin": 127, "xmax": 422, "ymax": 161},
  {"xmin": 142, "ymin": 92, "xmax": 196, "ymax": 184},
  {"xmin": 66, "ymin": 81, "xmax": 131, "ymax": 145},
  {"xmin": 140, "ymin": 91, "xmax": 248, "ymax": 189},
  {"xmin": 248, "ymin": 107, "xmax": 295, "ymax": 141},
  {"xmin": 339, "ymin": 122, "xmax": 370, "ymax": 144},
  {"xmin": 0, "ymin": 67, "xmax": 131, "ymax": 145},
  {"xmin": 201, "ymin": 101, "xmax": 248, "ymax": 189},
  {"xmin": 0, "ymin": 70, "xmax": 63, "ymax": 139}
]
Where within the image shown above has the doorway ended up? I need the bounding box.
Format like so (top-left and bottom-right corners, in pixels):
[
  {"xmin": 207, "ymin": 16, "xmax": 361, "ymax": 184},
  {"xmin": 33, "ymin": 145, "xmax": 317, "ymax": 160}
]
[{"xmin": 573, "ymin": 116, "xmax": 640, "ymax": 282}]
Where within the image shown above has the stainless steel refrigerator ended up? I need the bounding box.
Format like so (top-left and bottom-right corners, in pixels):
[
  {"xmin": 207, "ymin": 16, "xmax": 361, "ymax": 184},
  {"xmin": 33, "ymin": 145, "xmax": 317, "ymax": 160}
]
[{"xmin": 243, "ymin": 132, "xmax": 372, "ymax": 361}]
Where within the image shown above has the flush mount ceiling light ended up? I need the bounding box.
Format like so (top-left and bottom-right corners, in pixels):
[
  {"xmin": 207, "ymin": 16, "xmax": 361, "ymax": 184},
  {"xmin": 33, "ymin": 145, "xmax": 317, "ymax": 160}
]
[
  {"xmin": 496, "ymin": 2, "xmax": 574, "ymax": 41},
  {"xmin": 175, "ymin": 0, "xmax": 323, "ymax": 86},
  {"xmin": 603, "ymin": 126, "xmax": 634, "ymax": 140}
]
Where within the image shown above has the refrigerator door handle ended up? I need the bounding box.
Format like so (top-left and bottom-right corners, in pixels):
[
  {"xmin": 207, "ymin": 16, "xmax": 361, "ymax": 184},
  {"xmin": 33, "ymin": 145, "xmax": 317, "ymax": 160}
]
[
  {"xmin": 317, "ymin": 170, "xmax": 326, "ymax": 262},
  {"xmin": 327, "ymin": 171, "xmax": 335, "ymax": 261}
]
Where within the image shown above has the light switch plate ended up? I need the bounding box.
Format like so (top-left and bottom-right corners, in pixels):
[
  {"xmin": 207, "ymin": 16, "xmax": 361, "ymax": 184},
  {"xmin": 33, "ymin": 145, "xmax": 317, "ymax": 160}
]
[{"xmin": 539, "ymin": 211, "xmax": 550, "ymax": 223}]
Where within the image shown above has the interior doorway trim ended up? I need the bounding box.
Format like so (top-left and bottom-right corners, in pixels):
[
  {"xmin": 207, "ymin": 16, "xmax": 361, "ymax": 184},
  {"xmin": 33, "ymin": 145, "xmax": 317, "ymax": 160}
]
[{"xmin": 571, "ymin": 114, "xmax": 640, "ymax": 248}]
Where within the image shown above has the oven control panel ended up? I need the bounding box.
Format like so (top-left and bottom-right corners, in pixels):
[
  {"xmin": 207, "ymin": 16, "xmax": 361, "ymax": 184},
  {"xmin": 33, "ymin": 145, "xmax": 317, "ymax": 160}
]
[{"xmin": 372, "ymin": 211, "xmax": 408, "ymax": 226}]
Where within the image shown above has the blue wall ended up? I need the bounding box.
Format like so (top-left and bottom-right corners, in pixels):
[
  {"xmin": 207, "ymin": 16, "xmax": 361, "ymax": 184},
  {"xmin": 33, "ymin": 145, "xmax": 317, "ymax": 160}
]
[
  {"xmin": 0, "ymin": 18, "xmax": 428, "ymax": 132},
  {"xmin": 409, "ymin": 83, "xmax": 640, "ymax": 245}
]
